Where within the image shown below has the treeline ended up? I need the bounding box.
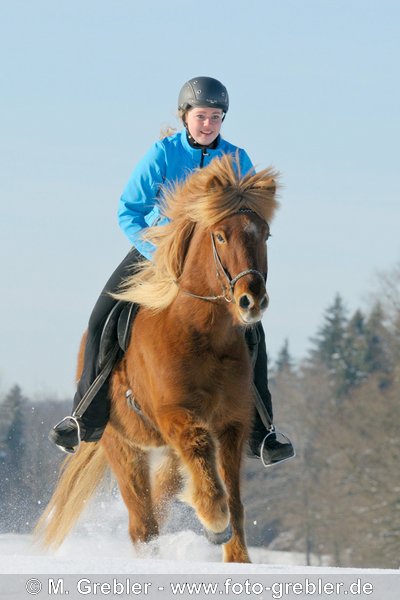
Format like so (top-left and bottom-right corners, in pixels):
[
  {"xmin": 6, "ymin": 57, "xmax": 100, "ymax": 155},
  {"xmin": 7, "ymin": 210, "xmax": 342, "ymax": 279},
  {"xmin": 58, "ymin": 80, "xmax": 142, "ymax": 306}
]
[
  {"xmin": 0, "ymin": 265, "xmax": 399, "ymax": 568},
  {"xmin": 243, "ymin": 264, "xmax": 400, "ymax": 569},
  {"xmin": 0, "ymin": 389, "xmax": 68, "ymax": 533}
]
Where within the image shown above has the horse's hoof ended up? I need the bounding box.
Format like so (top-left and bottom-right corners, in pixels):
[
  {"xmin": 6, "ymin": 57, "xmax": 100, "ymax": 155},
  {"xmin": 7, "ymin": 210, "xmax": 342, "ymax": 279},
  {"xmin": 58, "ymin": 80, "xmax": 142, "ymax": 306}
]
[{"xmin": 204, "ymin": 524, "xmax": 232, "ymax": 545}]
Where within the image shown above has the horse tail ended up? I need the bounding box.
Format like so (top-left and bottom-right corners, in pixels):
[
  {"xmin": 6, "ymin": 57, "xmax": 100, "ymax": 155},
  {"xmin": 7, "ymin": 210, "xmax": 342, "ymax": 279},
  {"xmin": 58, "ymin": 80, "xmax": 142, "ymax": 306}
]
[{"xmin": 35, "ymin": 443, "xmax": 108, "ymax": 548}]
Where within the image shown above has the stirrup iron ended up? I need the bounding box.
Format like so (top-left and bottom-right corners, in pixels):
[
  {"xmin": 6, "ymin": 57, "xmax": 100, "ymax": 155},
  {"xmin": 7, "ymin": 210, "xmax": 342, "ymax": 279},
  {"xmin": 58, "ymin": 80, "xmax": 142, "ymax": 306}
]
[
  {"xmin": 52, "ymin": 415, "xmax": 82, "ymax": 455},
  {"xmin": 259, "ymin": 426, "xmax": 296, "ymax": 468}
]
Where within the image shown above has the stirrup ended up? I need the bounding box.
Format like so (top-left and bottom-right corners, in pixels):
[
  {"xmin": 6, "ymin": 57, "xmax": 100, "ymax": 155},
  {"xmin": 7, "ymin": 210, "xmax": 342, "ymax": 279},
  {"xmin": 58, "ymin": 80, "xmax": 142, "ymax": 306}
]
[
  {"xmin": 52, "ymin": 415, "xmax": 82, "ymax": 455},
  {"xmin": 259, "ymin": 426, "xmax": 296, "ymax": 468}
]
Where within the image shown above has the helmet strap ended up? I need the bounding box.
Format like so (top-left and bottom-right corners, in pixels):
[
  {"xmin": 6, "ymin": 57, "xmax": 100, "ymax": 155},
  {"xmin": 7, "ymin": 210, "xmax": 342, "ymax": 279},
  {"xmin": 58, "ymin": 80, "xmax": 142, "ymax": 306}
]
[{"xmin": 185, "ymin": 129, "xmax": 220, "ymax": 150}]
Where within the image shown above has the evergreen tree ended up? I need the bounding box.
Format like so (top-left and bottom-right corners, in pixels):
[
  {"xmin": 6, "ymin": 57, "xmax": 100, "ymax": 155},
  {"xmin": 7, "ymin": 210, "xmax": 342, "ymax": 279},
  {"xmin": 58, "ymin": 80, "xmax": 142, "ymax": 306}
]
[
  {"xmin": 0, "ymin": 385, "xmax": 27, "ymax": 467},
  {"xmin": 309, "ymin": 294, "xmax": 351, "ymax": 397},
  {"xmin": 364, "ymin": 303, "xmax": 393, "ymax": 386},
  {"xmin": 311, "ymin": 294, "xmax": 348, "ymax": 371},
  {"xmin": 341, "ymin": 309, "xmax": 368, "ymax": 390},
  {"xmin": 275, "ymin": 338, "xmax": 293, "ymax": 373},
  {"xmin": 0, "ymin": 385, "xmax": 29, "ymax": 531},
  {"xmin": 0, "ymin": 387, "xmax": 68, "ymax": 533}
]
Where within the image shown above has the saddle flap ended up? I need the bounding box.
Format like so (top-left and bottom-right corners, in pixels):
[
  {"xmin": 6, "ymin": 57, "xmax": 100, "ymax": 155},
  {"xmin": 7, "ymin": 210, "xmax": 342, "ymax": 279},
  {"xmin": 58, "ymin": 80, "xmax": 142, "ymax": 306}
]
[
  {"xmin": 98, "ymin": 301, "xmax": 138, "ymax": 369},
  {"xmin": 117, "ymin": 302, "xmax": 139, "ymax": 352}
]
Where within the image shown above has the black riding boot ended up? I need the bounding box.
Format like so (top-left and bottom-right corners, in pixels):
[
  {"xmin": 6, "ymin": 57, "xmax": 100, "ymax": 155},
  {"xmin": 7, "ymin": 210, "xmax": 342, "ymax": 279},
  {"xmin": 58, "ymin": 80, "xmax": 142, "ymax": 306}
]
[
  {"xmin": 246, "ymin": 324, "xmax": 295, "ymax": 466},
  {"xmin": 48, "ymin": 323, "xmax": 119, "ymax": 453},
  {"xmin": 48, "ymin": 372, "xmax": 113, "ymax": 453}
]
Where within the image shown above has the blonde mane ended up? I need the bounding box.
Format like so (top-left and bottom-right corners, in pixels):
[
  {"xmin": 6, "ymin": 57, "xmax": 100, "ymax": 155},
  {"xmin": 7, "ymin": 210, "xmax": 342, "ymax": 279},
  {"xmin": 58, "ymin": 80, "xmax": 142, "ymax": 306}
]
[{"xmin": 114, "ymin": 154, "xmax": 279, "ymax": 310}]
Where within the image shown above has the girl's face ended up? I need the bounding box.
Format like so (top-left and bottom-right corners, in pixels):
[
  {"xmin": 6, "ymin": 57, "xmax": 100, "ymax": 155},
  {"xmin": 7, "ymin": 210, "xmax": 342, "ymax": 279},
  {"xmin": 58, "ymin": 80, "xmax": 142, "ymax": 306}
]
[{"xmin": 185, "ymin": 107, "xmax": 223, "ymax": 145}]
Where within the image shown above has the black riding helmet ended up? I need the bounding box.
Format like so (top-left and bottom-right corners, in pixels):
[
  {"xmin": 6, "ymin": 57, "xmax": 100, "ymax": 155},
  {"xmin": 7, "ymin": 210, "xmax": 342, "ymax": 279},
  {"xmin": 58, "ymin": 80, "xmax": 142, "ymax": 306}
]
[{"xmin": 178, "ymin": 76, "xmax": 229, "ymax": 115}]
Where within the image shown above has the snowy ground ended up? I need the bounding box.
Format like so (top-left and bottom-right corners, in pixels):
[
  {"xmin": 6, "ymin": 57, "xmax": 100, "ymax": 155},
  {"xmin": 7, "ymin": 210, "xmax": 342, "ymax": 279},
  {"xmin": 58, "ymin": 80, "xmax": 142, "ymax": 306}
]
[
  {"xmin": 1, "ymin": 492, "xmax": 398, "ymax": 576},
  {"xmin": 1, "ymin": 496, "xmax": 398, "ymax": 600},
  {"xmin": 1, "ymin": 531, "xmax": 398, "ymax": 600},
  {"xmin": 0, "ymin": 531, "xmax": 398, "ymax": 576}
]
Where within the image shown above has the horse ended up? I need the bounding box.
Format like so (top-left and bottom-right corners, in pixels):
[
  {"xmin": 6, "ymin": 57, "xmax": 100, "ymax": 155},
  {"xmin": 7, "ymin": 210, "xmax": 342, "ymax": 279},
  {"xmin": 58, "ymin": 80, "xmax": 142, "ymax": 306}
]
[{"xmin": 36, "ymin": 154, "xmax": 279, "ymax": 563}]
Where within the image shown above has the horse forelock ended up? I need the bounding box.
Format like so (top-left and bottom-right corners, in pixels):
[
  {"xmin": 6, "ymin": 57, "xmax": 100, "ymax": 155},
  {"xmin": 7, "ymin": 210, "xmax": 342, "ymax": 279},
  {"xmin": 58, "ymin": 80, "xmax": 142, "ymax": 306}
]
[
  {"xmin": 162, "ymin": 154, "xmax": 279, "ymax": 228},
  {"xmin": 114, "ymin": 155, "xmax": 279, "ymax": 310}
]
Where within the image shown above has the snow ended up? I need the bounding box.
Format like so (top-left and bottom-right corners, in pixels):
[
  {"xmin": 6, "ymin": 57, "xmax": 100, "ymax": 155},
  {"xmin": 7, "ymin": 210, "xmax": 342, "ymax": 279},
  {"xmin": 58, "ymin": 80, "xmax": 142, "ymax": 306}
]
[
  {"xmin": 0, "ymin": 532, "xmax": 397, "ymax": 576},
  {"xmin": 1, "ymin": 493, "xmax": 398, "ymax": 576},
  {"xmin": 1, "ymin": 492, "xmax": 398, "ymax": 600},
  {"xmin": 1, "ymin": 520, "xmax": 398, "ymax": 600}
]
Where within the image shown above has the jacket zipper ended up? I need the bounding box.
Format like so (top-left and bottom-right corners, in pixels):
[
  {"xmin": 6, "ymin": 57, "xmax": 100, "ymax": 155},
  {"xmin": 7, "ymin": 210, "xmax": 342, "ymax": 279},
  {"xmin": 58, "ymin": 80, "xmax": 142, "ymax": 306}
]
[{"xmin": 200, "ymin": 147, "xmax": 209, "ymax": 169}]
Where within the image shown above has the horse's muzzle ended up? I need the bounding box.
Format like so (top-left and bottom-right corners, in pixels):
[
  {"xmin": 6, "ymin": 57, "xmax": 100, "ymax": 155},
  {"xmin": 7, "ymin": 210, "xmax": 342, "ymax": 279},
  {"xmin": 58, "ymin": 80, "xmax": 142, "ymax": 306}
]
[{"xmin": 236, "ymin": 290, "xmax": 269, "ymax": 324}]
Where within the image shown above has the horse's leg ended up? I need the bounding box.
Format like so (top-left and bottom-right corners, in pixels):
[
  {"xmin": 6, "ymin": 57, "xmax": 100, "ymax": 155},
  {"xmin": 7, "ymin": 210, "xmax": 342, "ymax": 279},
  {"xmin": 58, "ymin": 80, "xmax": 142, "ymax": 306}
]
[
  {"xmin": 152, "ymin": 450, "xmax": 183, "ymax": 525},
  {"xmin": 101, "ymin": 430, "xmax": 158, "ymax": 545},
  {"xmin": 159, "ymin": 412, "xmax": 229, "ymax": 536},
  {"xmin": 217, "ymin": 425, "xmax": 251, "ymax": 563}
]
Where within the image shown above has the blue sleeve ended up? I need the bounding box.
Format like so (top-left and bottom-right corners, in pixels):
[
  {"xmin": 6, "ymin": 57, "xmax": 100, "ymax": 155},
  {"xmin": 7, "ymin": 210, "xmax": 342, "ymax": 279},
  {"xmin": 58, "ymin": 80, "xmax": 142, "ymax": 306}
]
[
  {"xmin": 118, "ymin": 142, "xmax": 166, "ymax": 257},
  {"xmin": 239, "ymin": 149, "xmax": 254, "ymax": 176}
]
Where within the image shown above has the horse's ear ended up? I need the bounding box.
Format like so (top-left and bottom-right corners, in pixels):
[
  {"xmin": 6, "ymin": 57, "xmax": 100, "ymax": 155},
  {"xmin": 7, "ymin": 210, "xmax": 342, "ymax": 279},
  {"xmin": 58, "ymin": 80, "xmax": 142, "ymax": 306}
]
[
  {"xmin": 255, "ymin": 170, "xmax": 280, "ymax": 197},
  {"xmin": 262, "ymin": 176, "xmax": 276, "ymax": 191},
  {"xmin": 205, "ymin": 176, "xmax": 225, "ymax": 196},
  {"xmin": 203, "ymin": 166, "xmax": 228, "ymax": 193},
  {"xmin": 267, "ymin": 177, "xmax": 278, "ymax": 198},
  {"xmin": 202, "ymin": 154, "xmax": 238, "ymax": 192}
]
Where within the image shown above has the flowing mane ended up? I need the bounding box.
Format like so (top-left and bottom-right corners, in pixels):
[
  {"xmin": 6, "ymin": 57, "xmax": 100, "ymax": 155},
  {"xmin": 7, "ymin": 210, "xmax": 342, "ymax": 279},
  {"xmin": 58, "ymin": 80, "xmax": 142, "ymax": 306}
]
[{"xmin": 115, "ymin": 154, "xmax": 279, "ymax": 310}]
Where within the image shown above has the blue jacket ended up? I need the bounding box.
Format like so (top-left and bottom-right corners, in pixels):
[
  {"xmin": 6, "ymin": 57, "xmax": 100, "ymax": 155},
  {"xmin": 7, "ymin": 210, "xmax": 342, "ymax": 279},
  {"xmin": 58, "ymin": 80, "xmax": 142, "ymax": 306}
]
[{"xmin": 118, "ymin": 129, "xmax": 253, "ymax": 260}]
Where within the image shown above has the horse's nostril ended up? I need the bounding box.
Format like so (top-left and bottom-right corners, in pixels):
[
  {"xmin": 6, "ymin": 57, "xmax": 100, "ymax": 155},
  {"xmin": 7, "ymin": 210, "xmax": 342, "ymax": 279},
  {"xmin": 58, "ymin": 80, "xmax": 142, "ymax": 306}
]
[
  {"xmin": 261, "ymin": 295, "xmax": 269, "ymax": 310},
  {"xmin": 239, "ymin": 295, "xmax": 251, "ymax": 309}
]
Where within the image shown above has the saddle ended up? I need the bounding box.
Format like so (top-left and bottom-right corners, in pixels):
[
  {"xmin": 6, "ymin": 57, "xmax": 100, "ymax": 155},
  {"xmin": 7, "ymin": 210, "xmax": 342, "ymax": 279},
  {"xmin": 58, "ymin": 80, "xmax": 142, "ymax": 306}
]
[
  {"xmin": 70, "ymin": 301, "xmax": 139, "ymax": 423},
  {"xmin": 98, "ymin": 301, "xmax": 139, "ymax": 370}
]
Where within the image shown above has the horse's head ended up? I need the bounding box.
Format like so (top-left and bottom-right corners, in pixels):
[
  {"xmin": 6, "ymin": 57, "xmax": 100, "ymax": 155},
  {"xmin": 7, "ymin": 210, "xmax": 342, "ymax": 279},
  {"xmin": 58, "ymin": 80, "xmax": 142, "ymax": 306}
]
[
  {"xmin": 208, "ymin": 210, "xmax": 270, "ymax": 324},
  {"xmin": 176, "ymin": 155, "xmax": 279, "ymax": 325}
]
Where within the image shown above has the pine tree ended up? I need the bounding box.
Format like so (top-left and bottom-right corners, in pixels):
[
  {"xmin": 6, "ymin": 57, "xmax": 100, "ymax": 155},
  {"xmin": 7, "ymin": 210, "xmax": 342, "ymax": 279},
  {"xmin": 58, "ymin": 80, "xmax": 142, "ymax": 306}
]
[
  {"xmin": 0, "ymin": 385, "xmax": 26, "ymax": 464},
  {"xmin": 364, "ymin": 303, "xmax": 393, "ymax": 386},
  {"xmin": 275, "ymin": 338, "xmax": 293, "ymax": 373},
  {"xmin": 311, "ymin": 294, "xmax": 348, "ymax": 370},
  {"xmin": 0, "ymin": 385, "xmax": 29, "ymax": 532},
  {"xmin": 309, "ymin": 294, "xmax": 351, "ymax": 397},
  {"xmin": 341, "ymin": 309, "xmax": 368, "ymax": 390}
]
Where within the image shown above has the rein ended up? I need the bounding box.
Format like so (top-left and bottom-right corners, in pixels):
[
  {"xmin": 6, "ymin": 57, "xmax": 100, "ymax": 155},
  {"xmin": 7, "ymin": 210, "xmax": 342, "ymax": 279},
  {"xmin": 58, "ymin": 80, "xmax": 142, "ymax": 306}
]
[{"xmin": 175, "ymin": 231, "xmax": 266, "ymax": 304}]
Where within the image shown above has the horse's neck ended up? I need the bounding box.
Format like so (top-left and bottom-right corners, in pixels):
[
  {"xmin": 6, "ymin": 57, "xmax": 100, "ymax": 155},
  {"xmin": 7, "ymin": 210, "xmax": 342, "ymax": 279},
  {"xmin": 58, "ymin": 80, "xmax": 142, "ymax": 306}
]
[{"xmin": 176, "ymin": 295, "xmax": 235, "ymax": 329}]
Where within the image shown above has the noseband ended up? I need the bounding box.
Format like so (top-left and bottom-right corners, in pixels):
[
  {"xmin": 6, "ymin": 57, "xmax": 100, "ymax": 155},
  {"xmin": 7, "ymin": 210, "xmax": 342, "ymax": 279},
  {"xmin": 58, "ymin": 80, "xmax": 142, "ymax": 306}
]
[{"xmin": 175, "ymin": 212, "xmax": 267, "ymax": 304}]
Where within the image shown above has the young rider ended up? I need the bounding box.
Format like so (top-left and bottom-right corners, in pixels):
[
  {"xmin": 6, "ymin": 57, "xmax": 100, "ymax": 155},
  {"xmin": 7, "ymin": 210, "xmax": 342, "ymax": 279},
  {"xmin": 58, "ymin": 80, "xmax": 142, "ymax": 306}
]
[{"xmin": 50, "ymin": 76, "xmax": 295, "ymax": 466}]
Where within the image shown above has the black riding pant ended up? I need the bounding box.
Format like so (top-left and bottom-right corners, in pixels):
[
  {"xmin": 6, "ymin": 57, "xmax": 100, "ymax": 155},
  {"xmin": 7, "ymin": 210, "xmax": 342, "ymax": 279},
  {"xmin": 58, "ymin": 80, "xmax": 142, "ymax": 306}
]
[
  {"xmin": 73, "ymin": 248, "xmax": 273, "ymax": 436},
  {"xmin": 246, "ymin": 324, "xmax": 274, "ymax": 434}
]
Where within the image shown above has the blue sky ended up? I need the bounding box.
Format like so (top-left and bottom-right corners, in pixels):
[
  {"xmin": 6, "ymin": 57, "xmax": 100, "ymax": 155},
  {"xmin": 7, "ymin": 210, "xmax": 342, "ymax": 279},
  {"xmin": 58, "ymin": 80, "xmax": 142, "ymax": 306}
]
[{"xmin": 1, "ymin": 0, "xmax": 399, "ymax": 398}]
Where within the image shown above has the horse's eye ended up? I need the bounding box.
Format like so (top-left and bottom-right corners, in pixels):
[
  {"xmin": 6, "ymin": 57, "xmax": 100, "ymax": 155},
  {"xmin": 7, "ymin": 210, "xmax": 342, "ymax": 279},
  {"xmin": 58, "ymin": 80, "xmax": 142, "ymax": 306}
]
[{"xmin": 215, "ymin": 233, "xmax": 225, "ymax": 244}]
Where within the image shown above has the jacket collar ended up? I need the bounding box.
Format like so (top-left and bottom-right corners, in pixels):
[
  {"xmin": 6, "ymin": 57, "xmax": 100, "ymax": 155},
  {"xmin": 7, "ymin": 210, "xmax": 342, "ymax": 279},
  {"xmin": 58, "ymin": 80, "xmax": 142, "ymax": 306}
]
[{"xmin": 180, "ymin": 129, "xmax": 221, "ymax": 157}]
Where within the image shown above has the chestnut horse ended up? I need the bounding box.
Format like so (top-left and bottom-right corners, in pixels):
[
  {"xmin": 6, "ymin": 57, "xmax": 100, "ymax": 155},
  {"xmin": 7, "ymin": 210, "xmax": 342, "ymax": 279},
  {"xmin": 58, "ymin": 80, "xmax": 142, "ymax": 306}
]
[{"xmin": 36, "ymin": 155, "xmax": 279, "ymax": 563}]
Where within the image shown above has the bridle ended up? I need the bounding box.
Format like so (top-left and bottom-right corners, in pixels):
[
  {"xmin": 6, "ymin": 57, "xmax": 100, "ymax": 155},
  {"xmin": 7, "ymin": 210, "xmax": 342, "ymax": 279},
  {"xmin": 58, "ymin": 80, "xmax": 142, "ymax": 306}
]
[{"xmin": 175, "ymin": 212, "xmax": 268, "ymax": 304}]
